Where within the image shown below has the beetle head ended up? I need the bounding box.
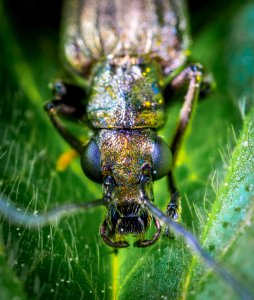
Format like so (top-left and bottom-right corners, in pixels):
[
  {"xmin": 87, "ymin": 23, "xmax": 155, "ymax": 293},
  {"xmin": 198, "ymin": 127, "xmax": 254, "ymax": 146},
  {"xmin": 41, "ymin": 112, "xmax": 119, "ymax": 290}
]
[
  {"xmin": 100, "ymin": 168, "xmax": 163, "ymax": 248},
  {"xmin": 81, "ymin": 130, "xmax": 171, "ymax": 247}
]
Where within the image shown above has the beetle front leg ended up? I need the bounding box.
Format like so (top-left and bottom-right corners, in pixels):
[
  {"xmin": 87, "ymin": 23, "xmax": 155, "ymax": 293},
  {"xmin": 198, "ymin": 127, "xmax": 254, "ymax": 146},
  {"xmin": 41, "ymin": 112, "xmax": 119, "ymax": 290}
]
[
  {"xmin": 164, "ymin": 191, "xmax": 181, "ymax": 237},
  {"xmin": 44, "ymin": 81, "xmax": 87, "ymax": 154},
  {"xmin": 45, "ymin": 103, "xmax": 84, "ymax": 154},
  {"xmin": 166, "ymin": 191, "xmax": 180, "ymax": 220},
  {"xmin": 165, "ymin": 64, "xmax": 203, "ymax": 228},
  {"xmin": 47, "ymin": 81, "xmax": 87, "ymax": 120},
  {"xmin": 170, "ymin": 64, "xmax": 203, "ymax": 161}
]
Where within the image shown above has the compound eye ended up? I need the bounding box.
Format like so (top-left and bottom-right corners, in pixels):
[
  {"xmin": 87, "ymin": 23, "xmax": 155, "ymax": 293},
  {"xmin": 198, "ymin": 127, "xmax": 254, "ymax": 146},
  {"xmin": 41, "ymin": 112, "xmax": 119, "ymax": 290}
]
[
  {"xmin": 152, "ymin": 137, "xmax": 172, "ymax": 180},
  {"xmin": 81, "ymin": 140, "xmax": 102, "ymax": 183}
]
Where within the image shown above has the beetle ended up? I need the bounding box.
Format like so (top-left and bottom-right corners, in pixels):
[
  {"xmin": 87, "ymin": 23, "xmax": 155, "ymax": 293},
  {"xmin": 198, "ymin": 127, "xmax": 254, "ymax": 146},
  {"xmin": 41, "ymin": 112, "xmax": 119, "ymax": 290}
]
[
  {"xmin": 0, "ymin": 1, "xmax": 251, "ymax": 297},
  {"xmin": 43, "ymin": 0, "xmax": 209, "ymax": 248}
]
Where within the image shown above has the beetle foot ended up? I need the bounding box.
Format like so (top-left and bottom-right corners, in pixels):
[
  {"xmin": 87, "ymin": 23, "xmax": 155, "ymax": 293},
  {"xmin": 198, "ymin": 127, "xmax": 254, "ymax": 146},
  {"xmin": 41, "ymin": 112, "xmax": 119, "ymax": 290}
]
[
  {"xmin": 134, "ymin": 218, "xmax": 161, "ymax": 247},
  {"xmin": 44, "ymin": 101, "xmax": 56, "ymax": 113},
  {"xmin": 167, "ymin": 203, "xmax": 179, "ymax": 220},
  {"xmin": 166, "ymin": 191, "xmax": 181, "ymax": 220},
  {"xmin": 163, "ymin": 192, "xmax": 181, "ymax": 238}
]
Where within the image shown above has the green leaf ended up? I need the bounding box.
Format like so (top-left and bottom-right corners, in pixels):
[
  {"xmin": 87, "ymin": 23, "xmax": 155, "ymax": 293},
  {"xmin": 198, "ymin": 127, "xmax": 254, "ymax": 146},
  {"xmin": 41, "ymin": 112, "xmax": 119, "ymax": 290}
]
[
  {"xmin": 0, "ymin": 1, "xmax": 254, "ymax": 299},
  {"xmin": 183, "ymin": 108, "xmax": 254, "ymax": 300},
  {"xmin": 0, "ymin": 245, "xmax": 27, "ymax": 300}
]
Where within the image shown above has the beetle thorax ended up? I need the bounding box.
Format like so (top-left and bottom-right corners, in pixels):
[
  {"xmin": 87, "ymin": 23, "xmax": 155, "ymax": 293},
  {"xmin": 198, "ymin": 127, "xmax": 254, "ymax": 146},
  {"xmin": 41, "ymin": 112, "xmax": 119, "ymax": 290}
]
[{"xmin": 87, "ymin": 61, "xmax": 166, "ymax": 129}]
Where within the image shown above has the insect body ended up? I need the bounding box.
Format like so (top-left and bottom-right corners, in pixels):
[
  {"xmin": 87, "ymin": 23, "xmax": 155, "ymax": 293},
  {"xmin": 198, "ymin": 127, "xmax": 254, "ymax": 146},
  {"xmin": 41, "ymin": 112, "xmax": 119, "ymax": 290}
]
[
  {"xmin": 0, "ymin": 1, "xmax": 252, "ymax": 297},
  {"xmin": 81, "ymin": 60, "xmax": 173, "ymax": 247},
  {"xmin": 44, "ymin": 0, "xmax": 205, "ymax": 247}
]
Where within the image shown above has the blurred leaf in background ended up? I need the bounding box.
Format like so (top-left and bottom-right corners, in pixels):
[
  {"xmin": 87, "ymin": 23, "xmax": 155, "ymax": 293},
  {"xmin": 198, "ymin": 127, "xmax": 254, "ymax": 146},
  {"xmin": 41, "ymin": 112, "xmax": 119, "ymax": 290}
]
[{"xmin": 0, "ymin": 0, "xmax": 254, "ymax": 299}]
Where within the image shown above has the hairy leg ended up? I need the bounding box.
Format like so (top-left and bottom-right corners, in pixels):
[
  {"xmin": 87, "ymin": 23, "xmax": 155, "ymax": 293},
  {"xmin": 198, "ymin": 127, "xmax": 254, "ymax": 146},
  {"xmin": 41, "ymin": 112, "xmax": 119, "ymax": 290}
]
[
  {"xmin": 165, "ymin": 64, "xmax": 211, "ymax": 223},
  {"xmin": 44, "ymin": 81, "xmax": 87, "ymax": 154}
]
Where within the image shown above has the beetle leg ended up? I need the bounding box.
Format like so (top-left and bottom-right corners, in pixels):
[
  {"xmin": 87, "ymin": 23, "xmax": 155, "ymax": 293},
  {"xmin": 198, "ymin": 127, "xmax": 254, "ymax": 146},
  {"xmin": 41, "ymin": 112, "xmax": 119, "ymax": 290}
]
[
  {"xmin": 164, "ymin": 191, "xmax": 181, "ymax": 237},
  {"xmin": 48, "ymin": 80, "xmax": 87, "ymax": 120},
  {"xmin": 100, "ymin": 220, "xmax": 129, "ymax": 248},
  {"xmin": 134, "ymin": 218, "xmax": 161, "ymax": 247},
  {"xmin": 44, "ymin": 81, "xmax": 87, "ymax": 154},
  {"xmin": 45, "ymin": 103, "xmax": 83, "ymax": 154},
  {"xmin": 166, "ymin": 191, "xmax": 180, "ymax": 220},
  {"xmin": 169, "ymin": 64, "xmax": 203, "ymax": 188},
  {"xmin": 165, "ymin": 65, "xmax": 203, "ymax": 231},
  {"xmin": 170, "ymin": 64, "xmax": 203, "ymax": 162}
]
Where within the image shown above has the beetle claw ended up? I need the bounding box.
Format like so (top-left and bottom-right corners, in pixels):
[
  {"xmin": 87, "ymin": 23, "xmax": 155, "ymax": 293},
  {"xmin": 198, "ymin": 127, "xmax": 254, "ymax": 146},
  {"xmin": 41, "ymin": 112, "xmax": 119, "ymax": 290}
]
[
  {"xmin": 134, "ymin": 217, "xmax": 161, "ymax": 247},
  {"xmin": 100, "ymin": 220, "xmax": 129, "ymax": 248}
]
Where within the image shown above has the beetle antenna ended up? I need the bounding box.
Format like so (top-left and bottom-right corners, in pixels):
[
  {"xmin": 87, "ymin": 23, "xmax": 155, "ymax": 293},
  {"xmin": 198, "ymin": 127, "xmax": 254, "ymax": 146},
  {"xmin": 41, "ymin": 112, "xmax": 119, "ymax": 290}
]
[
  {"xmin": 142, "ymin": 199, "xmax": 252, "ymax": 300},
  {"xmin": 0, "ymin": 196, "xmax": 105, "ymax": 228}
]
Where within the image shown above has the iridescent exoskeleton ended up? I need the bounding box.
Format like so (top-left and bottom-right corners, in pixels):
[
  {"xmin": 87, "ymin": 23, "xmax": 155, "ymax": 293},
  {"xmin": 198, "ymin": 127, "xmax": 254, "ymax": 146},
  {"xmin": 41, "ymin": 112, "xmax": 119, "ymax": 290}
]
[{"xmin": 40, "ymin": 0, "xmax": 212, "ymax": 247}]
